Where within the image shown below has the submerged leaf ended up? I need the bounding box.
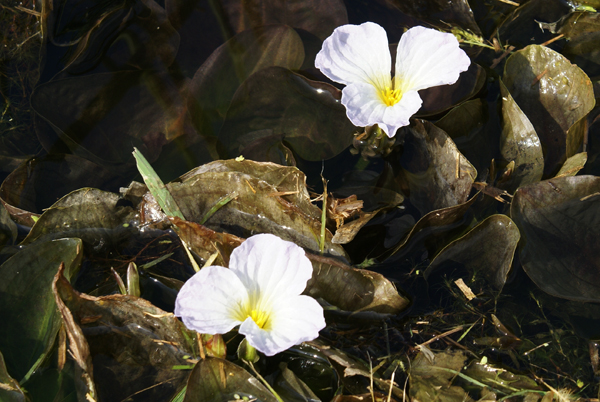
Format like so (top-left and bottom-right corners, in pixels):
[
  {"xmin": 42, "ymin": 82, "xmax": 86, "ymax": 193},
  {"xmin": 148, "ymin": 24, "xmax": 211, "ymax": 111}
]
[
  {"xmin": 425, "ymin": 214, "xmax": 520, "ymax": 291},
  {"xmin": 554, "ymin": 152, "xmax": 587, "ymax": 177},
  {"xmin": 219, "ymin": 67, "xmax": 356, "ymax": 161},
  {"xmin": 0, "ymin": 238, "xmax": 82, "ymax": 383},
  {"xmin": 0, "ymin": 351, "xmax": 26, "ymax": 402},
  {"xmin": 510, "ymin": 175, "xmax": 600, "ymax": 301},
  {"xmin": 503, "ymin": 45, "xmax": 595, "ymax": 176},
  {"xmin": 183, "ymin": 357, "xmax": 277, "ymax": 402}
]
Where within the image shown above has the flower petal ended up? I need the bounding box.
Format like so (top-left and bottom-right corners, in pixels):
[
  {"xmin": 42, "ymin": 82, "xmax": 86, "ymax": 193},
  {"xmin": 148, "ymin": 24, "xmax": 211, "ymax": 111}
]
[
  {"xmin": 174, "ymin": 266, "xmax": 248, "ymax": 334},
  {"xmin": 239, "ymin": 295, "xmax": 325, "ymax": 356},
  {"xmin": 394, "ymin": 26, "xmax": 471, "ymax": 93},
  {"xmin": 341, "ymin": 83, "xmax": 422, "ymax": 137},
  {"xmin": 229, "ymin": 234, "xmax": 313, "ymax": 303},
  {"xmin": 316, "ymin": 22, "xmax": 392, "ymax": 89}
]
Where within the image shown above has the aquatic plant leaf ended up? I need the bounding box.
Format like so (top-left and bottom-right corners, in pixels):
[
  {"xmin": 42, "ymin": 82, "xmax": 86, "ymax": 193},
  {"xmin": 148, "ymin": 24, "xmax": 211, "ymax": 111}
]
[
  {"xmin": 558, "ymin": 11, "xmax": 600, "ymax": 80},
  {"xmin": 555, "ymin": 152, "xmax": 587, "ymax": 178},
  {"xmin": 417, "ymin": 63, "xmax": 486, "ymax": 117},
  {"xmin": 183, "ymin": 357, "xmax": 277, "ymax": 402},
  {"xmin": 510, "ymin": 175, "xmax": 600, "ymax": 301},
  {"xmin": 188, "ymin": 25, "xmax": 305, "ymax": 140},
  {"xmin": 409, "ymin": 349, "xmax": 472, "ymax": 402},
  {"xmin": 0, "ymin": 201, "xmax": 17, "ymax": 249},
  {"xmin": 425, "ymin": 214, "xmax": 520, "ymax": 291},
  {"xmin": 219, "ymin": 66, "xmax": 356, "ymax": 161},
  {"xmin": 0, "ymin": 351, "xmax": 26, "ymax": 402},
  {"xmin": 32, "ymin": 70, "xmax": 188, "ymax": 167},
  {"xmin": 499, "ymin": 79, "xmax": 544, "ymax": 193},
  {"xmin": 166, "ymin": 159, "xmax": 347, "ymax": 257},
  {"xmin": 503, "ymin": 45, "xmax": 596, "ymax": 176},
  {"xmin": 22, "ymin": 188, "xmax": 137, "ymax": 247},
  {"xmin": 386, "ymin": 193, "xmax": 478, "ymax": 259},
  {"xmin": 0, "ymin": 154, "xmax": 125, "ymax": 226},
  {"xmin": 53, "ymin": 264, "xmax": 196, "ymax": 402},
  {"xmin": 220, "ymin": 0, "xmax": 348, "ymax": 40},
  {"xmin": 306, "ymin": 254, "xmax": 409, "ymax": 314},
  {"xmin": 396, "ymin": 120, "xmax": 477, "ymax": 215},
  {"xmin": 435, "ymin": 99, "xmax": 492, "ymax": 176},
  {"xmin": 0, "ymin": 238, "xmax": 82, "ymax": 383},
  {"xmin": 271, "ymin": 362, "xmax": 320, "ymax": 402}
]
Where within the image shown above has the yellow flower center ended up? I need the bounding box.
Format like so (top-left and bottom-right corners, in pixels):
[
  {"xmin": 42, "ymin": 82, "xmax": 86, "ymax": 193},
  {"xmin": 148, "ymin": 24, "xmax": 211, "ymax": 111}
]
[
  {"xmin": 380, "ymin": 86, "xmax": 402, "ymax": 107},
  {"xmin": 249, "ymin": 309, "xmax": 270, "ymax": 329}
]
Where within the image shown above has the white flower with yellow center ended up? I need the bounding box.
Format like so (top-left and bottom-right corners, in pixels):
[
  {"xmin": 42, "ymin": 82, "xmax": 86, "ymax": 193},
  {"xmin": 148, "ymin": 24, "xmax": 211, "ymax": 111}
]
[
  {"xmin": 174, "ymin": 233, "xmax": 325, "ymax": 356},
  {"xmin": 316, "ymin": 22, "xmax": 471, "ymax": 138}
]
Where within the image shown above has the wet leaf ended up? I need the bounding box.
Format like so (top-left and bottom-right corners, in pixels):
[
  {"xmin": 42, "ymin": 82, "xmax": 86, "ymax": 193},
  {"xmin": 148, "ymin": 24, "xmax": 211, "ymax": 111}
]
[
  {"xmin": 219, "ymin": 67, "xmax": 356, "ymax": 161},
  {"xmin": 306, "ymin": 254, "xmax": 409, "ymax": 314},
  {"xmin": 435, "ymin": 98, "xmax": 493, "ymax": 176},
  {"xmin": 499, "ymin": 79, "xmax": 544, "ymax": 192},
  {"xmin": 558, "ymin": 11, "xmax": 600, "ymax": 80},
  {"xmin": 271, "ymin": 362, "xmax": 320, "ymax": 402},
  {"xmin": 409, "ymin": 349, "xmax": 473, "ymax": 402},
  {"xmin": 53, "ymin": 264, "xmax": 196, "ymax": 402},
  {"xmin": 396, "ymin": 120, "xmax": 477, "ymax": 215},
  {"xmin": 555, "ymin": 152, "xmax": 587, "ymax": 177},
  {"xmin": 503, "ymin": 45, "xmax": 596, "ymax": 176},
  {"xmin": 220, "ymin": 0, "xmax": 348, "ymax": 40},
  {"xmin": 183, "ymin": 357, "xmax": 277, "ymax": 402},
  {"xmin": 0, "ymin": 351, "xmax": 26, "ymax": 402},
  {"xmin": 188, "ymin": 25, "xmax": 305, "ymax": 140},
  {"xmin": 166, "ymin": 159, "xmax": 347, "ymax": 257},
  {"xmin": 425, "ymin": 214, "xmax": 520, "ymax": 291},
  {"xmin": 0, "ymin": 238, "xmax": 83, "ymax": 383},
  {"xmin": 387, "ymin": 194, "xmax": 478, "ymax": 259},
  {"xmin": 0, "ymin": 154, "xmax": 125, "ymax": 226},
  {"xmin": 32, "ymin": 70, "xmax": 188, "ymax": 167},
  {"xmin": 22, "ymin": 188, "xmax": 137, "ymax": 247},
  {"xmin": 417, "ymin": 63, "xmax": 486, "ymax": 117},
  {"xmin": 510, "ymin": 175, "xmax": 600, "ymax": 301}
]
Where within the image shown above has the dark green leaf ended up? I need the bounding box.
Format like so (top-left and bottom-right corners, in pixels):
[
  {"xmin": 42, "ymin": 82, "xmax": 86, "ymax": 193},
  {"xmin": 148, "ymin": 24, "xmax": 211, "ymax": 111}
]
[
  {"xmin": 510, "ymin": 175, "xmax": 600, "ymax": 301},
  {"xmin": 0, "ymin": 201, "xmax": 17, "ymax": 249},
  {"xmin": 219, "ymin": 67, "xmax": 356, "ymax": 161},
  {"xmin": 555, "ymin": 152, "xmax": 587, "ymax": 177},
  {"xmin": 0, "ymin": 238, "xmax": 83, "ymax": 382},
  {"xmin": 0, "ymin": 351, "xmax": 27, "ymax": 402},
  {"xmin": 188, "ymin": 25, "xmax": 305, "ymax": 139},
  {"xmin": 271, "ymin": 362, "xmax": 320, "ymax": 402},
  {"xmin": 425, "ymin": 214, "xmax": 520, "ymax": 291}
]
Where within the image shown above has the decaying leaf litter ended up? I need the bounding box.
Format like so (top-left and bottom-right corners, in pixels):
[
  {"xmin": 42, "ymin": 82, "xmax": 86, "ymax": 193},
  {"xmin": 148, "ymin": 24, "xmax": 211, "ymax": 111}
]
[{"xmin": 2, "ymin": 0, "xmax": 600, "ymax": 401}]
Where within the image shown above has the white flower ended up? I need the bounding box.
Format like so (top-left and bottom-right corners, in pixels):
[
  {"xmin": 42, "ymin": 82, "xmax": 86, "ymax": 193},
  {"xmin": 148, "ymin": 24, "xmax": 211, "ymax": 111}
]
[
  {"xmin": 174, "ymin": 233, "xmax": 325, "ymax": 356},
  {"xmin": 315, "ymin": 22, "xmax": 471, "ymax": 138}
]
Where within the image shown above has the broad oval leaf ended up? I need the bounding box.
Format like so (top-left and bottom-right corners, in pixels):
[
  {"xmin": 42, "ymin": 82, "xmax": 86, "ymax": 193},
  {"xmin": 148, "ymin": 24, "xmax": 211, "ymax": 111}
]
[
  {"xmin": 499, "ymin": 78, "xmax": 544, "ymax": 192},
  {"xmin": 218, "ymin": 67, "xmax": 356, "ymax": 161},
  {"xmin": 220, "ymin": 0, "xmax": 348, "ymax": 40},
  {"xmin": 503, "ymin": 45, "xmax": 596, "ymax": 176},
  {"xmin": 425, "ymin": 214, "xmax": 520, "ymax": 291},
  {"xmin": 183, "ymin": 357, "xmax": 278, "ymax": 402},
  {"xmin": 188, "ymin": 25, "xmax": 305, "ymax": 139},
  {"xmin": 396, "ymin": 120, "xmax": 477, "ymax": 215},
  {"xmin": 510, "ymin": 175, "xmax": 600, "ymax": 301},
  {"xmin": 0, "ymin": 238, "xmax": 83, "ymax": 383}
]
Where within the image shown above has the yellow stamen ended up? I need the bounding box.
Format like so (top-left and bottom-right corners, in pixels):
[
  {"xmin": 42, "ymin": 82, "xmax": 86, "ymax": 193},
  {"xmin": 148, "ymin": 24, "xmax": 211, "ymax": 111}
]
[
  {"xmin": 380, "ymin": 86, "xmax": 402, "ymax": 106},
  {"xmin": 249, "ymin": 309, "xmax": 269, "ymax": 329}
]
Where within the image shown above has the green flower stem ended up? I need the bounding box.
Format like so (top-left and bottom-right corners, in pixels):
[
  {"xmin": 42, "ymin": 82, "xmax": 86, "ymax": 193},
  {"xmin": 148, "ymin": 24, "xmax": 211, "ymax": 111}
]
[{"xmin": 246, "ymin": 360, "xmax": 285, "ymax": 402}]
